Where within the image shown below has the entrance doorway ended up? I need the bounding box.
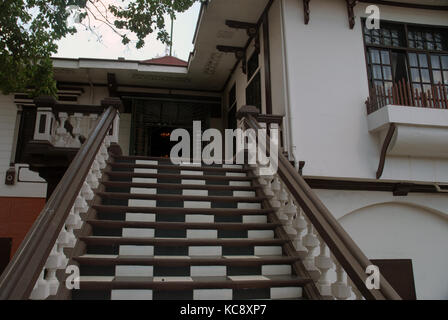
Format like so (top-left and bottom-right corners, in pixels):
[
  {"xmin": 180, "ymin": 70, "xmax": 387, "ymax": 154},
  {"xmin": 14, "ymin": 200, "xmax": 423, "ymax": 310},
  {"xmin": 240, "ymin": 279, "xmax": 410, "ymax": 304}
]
[
  {"xmin": 148, "ymin": 126, "xmax": 181, "ymax": 158},
  {"xmin": 129, "ymin": 98, "xmax": 219, "ymax": 157}
]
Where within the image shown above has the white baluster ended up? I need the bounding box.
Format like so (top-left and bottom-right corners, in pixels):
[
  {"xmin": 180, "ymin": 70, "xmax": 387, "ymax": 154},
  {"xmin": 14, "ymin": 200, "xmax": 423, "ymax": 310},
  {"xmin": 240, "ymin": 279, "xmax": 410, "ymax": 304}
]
[
  {"xmin": 44, "ymin": 245, "xmax": 61, "ymax": 296},
  {"xmin": 29, "ymin": 270, "xmax": 50, "ymax": 300},
  {"xmin": 56, "ymin": 227, "xmax": 70, "ymax": 268},
  {"xmin": 70, "ymin": 113, "xmax": 83, "ymax": 148},
  {"xmin": 100, "ymin": 142, "xmax": 109, "ymax": 162},
  {"xmin": 331, "ymin": 259, "xmax": 353, "ymax": 300},
  {"xmin": 74, "ymin": 193, "xmax": 89, "ymax": 215},
  {"xmin": 262, "ymin": 175, "xmax": 275, "ymax": 198},
  {"xmin": 292, "ymin": 208, "xmax": 308, "ymax": 258},
  {"xmin": 87, "ymin": 167, "xmax": 99, "ymax": 190},
  {"xmin": 91, "ymin": 159, "xmax": 102, "ymax": 181},
  {"xmin": 81, "ymin": 181, "xmax": 94, "ymax": 201},
  {"xmin": 88, "ymin": 114, "xmax": 98, "ymax": 135},
  {"xmin": 303, "ymin": 221, "xmax": 320, "ymax": 281},
  {"xmin": 283, "ymin": 193, "xmax": 298, "ymax": 237},
  {"xmin": 269, "ymin": 175, "xmax": 281, "ymax": 209},
  {"xmin": 348, "ymin": 277, "xmax": 363, "ymax": 300},
  {"xmin": 276, "ymin": 184, "xmax": 289, "ymax": 224},
  {"xmin": 96, "ymin": 150, "xmax": 106, "ymax": 170},
  {"xmin": 66, "ymin": 208, "xmax": 82, "ymax": 248},
  {"xmin": 315, "ymin": 235, "xmax": 334, "ymax": 297},
  {"xmin": 54, "ymin": 112, "xmax": 69, "ymax": 147}
]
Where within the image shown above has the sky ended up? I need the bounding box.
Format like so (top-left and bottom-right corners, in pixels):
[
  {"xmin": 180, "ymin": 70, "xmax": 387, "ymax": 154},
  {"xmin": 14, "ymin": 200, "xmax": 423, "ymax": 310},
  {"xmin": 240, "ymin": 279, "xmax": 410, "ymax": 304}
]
[{"xmin": 55, "ymin": 2, "xmax": 201, "ymax": 62}]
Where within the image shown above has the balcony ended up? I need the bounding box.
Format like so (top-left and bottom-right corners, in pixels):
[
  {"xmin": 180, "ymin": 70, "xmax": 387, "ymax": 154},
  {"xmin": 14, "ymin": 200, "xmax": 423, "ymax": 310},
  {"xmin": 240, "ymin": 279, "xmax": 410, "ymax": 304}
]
[
  {"xmin": 365, "ymin": 81, "xmax": 448, "ymax": 179},
  {"xmin": 23, "ymin": 97, "xmax": 121, "ymax": 197},
  {"xmin": 366, "ymin": 80, "xmax": 448, "ymax": 114}
]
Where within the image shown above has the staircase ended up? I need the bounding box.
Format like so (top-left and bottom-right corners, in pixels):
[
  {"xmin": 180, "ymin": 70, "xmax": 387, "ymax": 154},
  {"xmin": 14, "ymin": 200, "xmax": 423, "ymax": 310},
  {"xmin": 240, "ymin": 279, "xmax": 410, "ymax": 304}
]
[
  {"xmin": 71, "ymin": 155, "xmax": 311, "ymax": 300},
  {"xmin": 0, "ymin": 104, "xmax": 400, "ymax": 300}
]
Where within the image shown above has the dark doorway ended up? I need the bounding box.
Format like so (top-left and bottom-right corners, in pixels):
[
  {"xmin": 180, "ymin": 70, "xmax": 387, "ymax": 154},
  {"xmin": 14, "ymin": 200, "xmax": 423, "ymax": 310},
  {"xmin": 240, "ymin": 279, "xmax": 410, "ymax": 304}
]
[
  {"xmin": 130, "ymin": 98, "xmax": 216, "ymax": 157},
  {"xmin": 0, "ymin": 238, "xmax": 12, "ymax": 276},
  {"xmin": 371, "ymin": 259, "xmax": 417, "ymax": 300},
  {"xmin": 149, "ymin": 126, "xmax": 179, "ymax": 158}
]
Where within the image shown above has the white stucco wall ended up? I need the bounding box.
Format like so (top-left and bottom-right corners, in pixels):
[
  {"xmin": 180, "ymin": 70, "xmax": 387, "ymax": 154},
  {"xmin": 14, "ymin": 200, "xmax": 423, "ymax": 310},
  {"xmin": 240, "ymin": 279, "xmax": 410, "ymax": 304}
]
[
  {"xmin": 280, "ymin": 0, "xmax": 448, "ymax": 182},
  {"xmin": 315, "ymin": 189, "xmax": 448, "ymax": 300}
]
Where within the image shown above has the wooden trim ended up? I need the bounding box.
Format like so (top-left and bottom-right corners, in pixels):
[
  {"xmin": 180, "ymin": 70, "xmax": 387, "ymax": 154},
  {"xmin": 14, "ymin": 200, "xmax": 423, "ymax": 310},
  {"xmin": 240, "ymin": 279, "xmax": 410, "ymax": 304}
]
[
  {"xmin": 241, "ymin": 113, "xmax": 401, "ymax": 300},
  {"xmin": 0, "ymin": 105, "xmax": 118, "ymax": 300},
  {"xmin": 358, "ymin": 0, "xmax": 448, "ymax": 10},
  {"xmin": 262, "ymin": 11, "xmax": 273, "ymax": 114},
  {"xmin": 101, "ymin": 181, "xmax": 259, "ymax": 192},
  {"xmin": 73, "ymin": 255, "xmax": 297, "ymax": 267},
  {"xmin": 97, "ymin": 192, "xmax": 266, "ymax": 203},
  {"xmin": 92, "ymin": 205, "xmax": 275, "ymax": 216},
  {"xmin": 376, "ymin": 123, "xmax": 396, "ymax": 179},
  {"xmin": 303, "ymin": 0, "xmax": 311, "ymax": 25},
  {"xmin": 108, "ymin": 162, "xmax": 247, "ymax": 173},
  {"xmin": 87, "ymin": 220, "xmax": 281, "ymax": 231},
  {"xmin": 305, "ymin": 178, "xmax": 439, "ymax": 194},
  {"xmin": 80, "ymin": 236, "xmax": 286, "ymax": 246},
  {"xmin": 78, "ymin": 277, "xmax": 311, "ymax": 291},
  {"xmin": 104, "ymin": 171, "xmax": 255, "ymax": 182}
]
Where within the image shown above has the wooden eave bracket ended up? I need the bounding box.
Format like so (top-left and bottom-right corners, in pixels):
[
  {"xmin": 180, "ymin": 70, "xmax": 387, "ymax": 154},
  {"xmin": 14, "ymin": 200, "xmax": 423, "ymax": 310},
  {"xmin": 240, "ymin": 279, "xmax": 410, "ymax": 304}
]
[
  {"xmin": 225, "ymin": 20, "xmax": 258, "ymax": 37},
  {"xmin": 216, "ymin": 45, "xmax": 247, "ymax": 74},
  {"xmin": 346, "ymin": 0, "xmax": 358, "ymax": 29},
  {"xmin": 303, "ymin": 0, "xmax": 311, "ymax": 25},
  {"xmin": 376, "ymin": 123, "xmax": 396, "ymax": 179}
]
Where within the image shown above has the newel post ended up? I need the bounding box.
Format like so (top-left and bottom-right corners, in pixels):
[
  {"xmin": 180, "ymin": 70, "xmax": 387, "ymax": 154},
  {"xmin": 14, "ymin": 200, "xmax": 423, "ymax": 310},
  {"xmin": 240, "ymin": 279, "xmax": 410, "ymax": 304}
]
[
  {"xmin": 33, "ymin": 96, "xmax": 57, "ymax": 143},
  {"xmin": 101, "ymin": 97, "xmax": 123, "ymax": 144},
  {"xmin": 236, "ymin": 105, "xmax": 261, "ymax": 121}
]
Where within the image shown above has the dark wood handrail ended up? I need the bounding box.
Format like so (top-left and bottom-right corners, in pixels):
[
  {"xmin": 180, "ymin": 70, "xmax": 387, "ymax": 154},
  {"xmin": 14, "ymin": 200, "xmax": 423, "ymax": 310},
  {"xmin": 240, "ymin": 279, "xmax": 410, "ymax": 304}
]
[
  {"xmin": 0, "ymin": 106, "xmax": 118, "ymax": 300},
  {"xmin": 243, "ymin": 113, "xmax": 401, "ymax": 300}
]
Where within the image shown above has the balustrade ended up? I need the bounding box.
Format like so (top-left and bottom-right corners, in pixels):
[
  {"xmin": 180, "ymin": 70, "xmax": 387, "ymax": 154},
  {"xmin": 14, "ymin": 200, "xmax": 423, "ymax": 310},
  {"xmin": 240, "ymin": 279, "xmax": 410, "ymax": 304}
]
[{"xmin": 242, "ymin": 107, "xmax": 400, "ymax": 300}]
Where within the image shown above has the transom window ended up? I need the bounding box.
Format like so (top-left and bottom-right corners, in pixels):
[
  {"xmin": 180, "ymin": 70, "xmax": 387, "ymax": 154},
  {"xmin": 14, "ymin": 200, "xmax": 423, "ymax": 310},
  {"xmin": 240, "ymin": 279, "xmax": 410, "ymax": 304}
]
[
  {"xmin": 364, "ymin": 23, "xmax": 405, "ymax": 47},
  {"xmin": 408, "ymin": 28, "xmax": 446, "ymax": 51}
]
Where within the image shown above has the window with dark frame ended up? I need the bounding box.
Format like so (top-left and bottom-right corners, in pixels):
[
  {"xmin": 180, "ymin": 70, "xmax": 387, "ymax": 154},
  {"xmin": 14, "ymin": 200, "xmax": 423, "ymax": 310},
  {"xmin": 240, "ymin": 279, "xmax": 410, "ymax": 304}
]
[{"xmin": 362, "ymin": 20, "xmax": 448, "ymax": 99}]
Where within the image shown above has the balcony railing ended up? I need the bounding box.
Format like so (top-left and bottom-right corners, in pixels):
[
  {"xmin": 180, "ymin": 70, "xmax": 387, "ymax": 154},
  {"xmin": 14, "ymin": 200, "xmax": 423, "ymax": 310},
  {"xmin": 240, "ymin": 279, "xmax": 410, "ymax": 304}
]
[{"xmin": 366, "ymin": 80, "xmax": 448, "ymax": 114}]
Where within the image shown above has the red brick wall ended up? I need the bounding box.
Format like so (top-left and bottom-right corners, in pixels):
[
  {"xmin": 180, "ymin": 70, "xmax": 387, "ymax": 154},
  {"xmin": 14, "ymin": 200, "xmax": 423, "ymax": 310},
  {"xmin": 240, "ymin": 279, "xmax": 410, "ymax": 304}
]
[{"xmin": 0, "ymin": 197, "xmax": 46, "ymax": 259}]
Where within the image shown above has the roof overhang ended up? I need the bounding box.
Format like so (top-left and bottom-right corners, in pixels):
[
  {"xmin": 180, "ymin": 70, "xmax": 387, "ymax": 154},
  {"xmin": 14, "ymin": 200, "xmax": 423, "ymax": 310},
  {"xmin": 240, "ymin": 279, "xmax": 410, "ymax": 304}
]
[{"xmin": 52, "ymin": 0, "xmax": 269, "ymax": 92}]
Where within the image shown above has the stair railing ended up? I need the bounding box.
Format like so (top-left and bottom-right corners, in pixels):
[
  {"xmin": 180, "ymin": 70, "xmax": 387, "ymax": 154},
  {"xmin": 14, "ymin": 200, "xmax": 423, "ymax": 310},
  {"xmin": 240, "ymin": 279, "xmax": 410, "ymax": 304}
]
[
  {"xmin": 237, "ymin": 106, "xmax": 401, "ymax": 300},
  {"xmin": 0, "ymin": 98, "xmax": 121, "ymax": 300}
]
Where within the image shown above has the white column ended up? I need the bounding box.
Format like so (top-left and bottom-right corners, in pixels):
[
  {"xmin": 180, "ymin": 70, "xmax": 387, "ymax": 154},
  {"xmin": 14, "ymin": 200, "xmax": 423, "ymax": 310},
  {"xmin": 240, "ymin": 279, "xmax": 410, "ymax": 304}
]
[{"xmin": 33, "ymin": 107, "xmax": 55, "ymax": 142}]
